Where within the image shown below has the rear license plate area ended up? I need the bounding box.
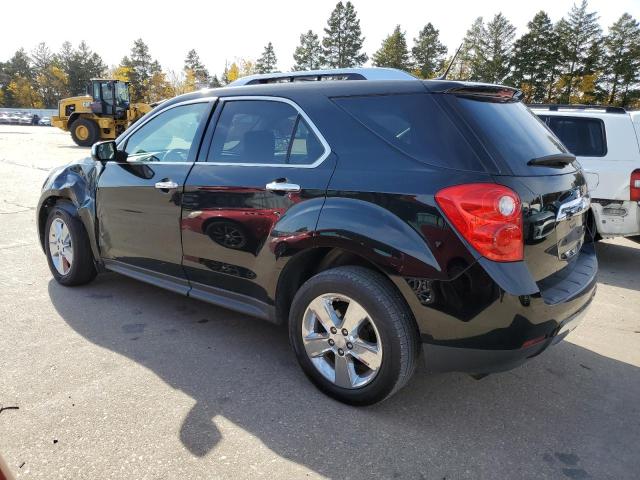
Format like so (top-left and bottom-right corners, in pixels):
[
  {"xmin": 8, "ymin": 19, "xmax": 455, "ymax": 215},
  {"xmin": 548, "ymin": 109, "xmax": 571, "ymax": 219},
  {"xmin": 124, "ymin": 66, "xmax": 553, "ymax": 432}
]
[{"xmin": 556, "ymin": 213, "xmax": 585, "ymax": 260}]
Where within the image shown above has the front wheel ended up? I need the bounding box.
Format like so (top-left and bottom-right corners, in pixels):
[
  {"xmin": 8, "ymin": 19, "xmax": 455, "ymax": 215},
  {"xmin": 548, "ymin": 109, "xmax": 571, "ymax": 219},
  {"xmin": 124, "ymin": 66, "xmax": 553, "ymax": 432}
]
[
  {"xmin": 44, "ymin": 206, "xmax": 97, "ymax": 286},
  {"xmin": 289, "ymin": 266, "xmax": 419, "ymax": 405},
  {"xmin": 70, "ymin": 117, "xmax": 99, "ymax": 147}
]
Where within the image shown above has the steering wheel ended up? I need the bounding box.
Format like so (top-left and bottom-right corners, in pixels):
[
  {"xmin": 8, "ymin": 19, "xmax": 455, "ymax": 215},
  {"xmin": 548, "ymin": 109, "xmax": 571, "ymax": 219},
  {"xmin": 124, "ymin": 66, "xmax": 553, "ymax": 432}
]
[{"xmin": 160, "ymin": 148, "xmax": 189, "ymax": 162}]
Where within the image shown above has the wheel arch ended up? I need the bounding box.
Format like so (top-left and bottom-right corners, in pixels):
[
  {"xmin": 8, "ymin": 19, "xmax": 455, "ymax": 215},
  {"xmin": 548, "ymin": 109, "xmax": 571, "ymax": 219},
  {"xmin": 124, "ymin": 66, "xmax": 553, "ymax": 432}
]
[
  {"xmin": 275, "ymin": 245, "xmax": 414, "ymax": 327},
  {"xmin": 67, "ymin": 112, "xmax": 82, "ymax": 129},
  {"xmin": 274, "ymin": 196, "xmax": 449, "ymax": 327},
  {"xmin": 37, "ymin": 161, "xmax": 102, "ymax": 264}
]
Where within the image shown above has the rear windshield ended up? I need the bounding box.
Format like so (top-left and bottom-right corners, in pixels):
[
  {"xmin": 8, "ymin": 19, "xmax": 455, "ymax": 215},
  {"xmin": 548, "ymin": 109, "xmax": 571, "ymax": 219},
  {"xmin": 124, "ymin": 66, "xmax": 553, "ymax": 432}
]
[
  {"xmin": 537, "ymin": 115, "xmax": 607, "ymax": 157},
  {"xmin": 450, "ymin": 97, "xmax": 574, "ymax": 175},
  {"xmin": 333, "ymin": 93, "xmax": 485, "ymax": 171}
]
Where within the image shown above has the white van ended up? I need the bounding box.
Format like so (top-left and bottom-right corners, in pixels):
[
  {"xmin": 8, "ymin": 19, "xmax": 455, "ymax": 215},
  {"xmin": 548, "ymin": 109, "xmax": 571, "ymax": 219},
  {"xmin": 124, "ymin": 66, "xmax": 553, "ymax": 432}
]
[{"xmin": 532, "ymin": 105, "xmax": 640, "ymax": 239}]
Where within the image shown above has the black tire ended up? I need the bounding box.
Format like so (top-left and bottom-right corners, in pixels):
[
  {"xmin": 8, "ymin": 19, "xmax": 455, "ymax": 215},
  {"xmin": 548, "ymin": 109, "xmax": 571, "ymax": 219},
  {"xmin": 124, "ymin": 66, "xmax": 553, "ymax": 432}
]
[
  {"xmin": 70, "ymin": 117, "xmax": 99, "ymax": 147},
  {"xmin": 44, "ymin": 206, "xmax": 97, "ymax": 286},
  {"xmin": 289, "ymin": 266, "xmax": 419, "ymax": 406}
]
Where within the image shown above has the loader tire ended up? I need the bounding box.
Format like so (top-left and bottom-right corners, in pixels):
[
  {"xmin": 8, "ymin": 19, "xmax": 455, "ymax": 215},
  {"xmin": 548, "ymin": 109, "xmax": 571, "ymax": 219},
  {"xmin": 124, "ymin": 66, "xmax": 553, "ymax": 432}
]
[{"xmin": 70, "ymin": 117, "xmax": 99, "ymax": 147}]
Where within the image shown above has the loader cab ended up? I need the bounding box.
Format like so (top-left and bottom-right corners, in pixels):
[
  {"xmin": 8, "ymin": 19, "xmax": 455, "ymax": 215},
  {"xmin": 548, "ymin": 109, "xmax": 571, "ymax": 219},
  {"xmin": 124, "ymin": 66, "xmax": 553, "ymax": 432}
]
[{"xmin": 88, "ymin": 79, "xmax": 130, "ymax": 118}]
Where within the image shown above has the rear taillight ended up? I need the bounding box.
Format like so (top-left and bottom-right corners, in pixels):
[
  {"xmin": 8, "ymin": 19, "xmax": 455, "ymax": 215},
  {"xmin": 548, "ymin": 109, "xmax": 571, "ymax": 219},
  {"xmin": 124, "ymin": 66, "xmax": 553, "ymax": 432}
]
[
  {"xmin": 435, "ymin": 183, "xmax": 523, "ymax": 262},
  {"xmin": 631, "ymin": 170, "xmax": 640, "ymax": 201}
]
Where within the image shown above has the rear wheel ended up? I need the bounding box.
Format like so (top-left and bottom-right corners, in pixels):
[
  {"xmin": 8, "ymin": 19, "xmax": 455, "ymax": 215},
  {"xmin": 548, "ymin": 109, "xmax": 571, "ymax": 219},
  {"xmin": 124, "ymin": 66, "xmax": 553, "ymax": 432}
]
[
  {"xmin": 44, "ymin": 206, "xmax": 97, "ymax": 286},
  {"xmin": 289, "ymin": 266, "xmax": 419, "ymax": 405},
  {"xmin": 70, "ymin": 117, "xmax": 99, "ymax": 147}
]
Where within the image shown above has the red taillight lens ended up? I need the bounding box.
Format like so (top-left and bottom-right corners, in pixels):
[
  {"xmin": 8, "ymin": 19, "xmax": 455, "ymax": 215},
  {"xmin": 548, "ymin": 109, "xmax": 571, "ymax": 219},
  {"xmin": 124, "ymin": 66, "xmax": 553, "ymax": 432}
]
[
  {"xmin": 435, "ymin": 183, "xmax": 523, "ymax": 262},
  {"xmin": 631, "ymin": 170, "xmax": 640, "ymax": 201}
]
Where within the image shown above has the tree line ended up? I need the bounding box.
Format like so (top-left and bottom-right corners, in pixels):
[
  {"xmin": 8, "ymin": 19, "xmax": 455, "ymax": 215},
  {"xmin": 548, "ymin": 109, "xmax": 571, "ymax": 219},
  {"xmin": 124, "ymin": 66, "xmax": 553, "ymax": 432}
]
[{"xmin": 1, "ymin": 0, "xmax": 638, "ymax": 109}]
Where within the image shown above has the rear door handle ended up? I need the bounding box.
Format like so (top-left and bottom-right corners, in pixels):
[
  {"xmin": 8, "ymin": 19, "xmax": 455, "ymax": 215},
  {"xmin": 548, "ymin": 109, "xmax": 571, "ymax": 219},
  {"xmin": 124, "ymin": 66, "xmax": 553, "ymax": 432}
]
[
  {"xmin": 155, "ymin": 180, "xmax": 179, "ymax": 190},
  {"xmin": 266, "ymin": 181, "xmax": 301, "ymax": 193}
]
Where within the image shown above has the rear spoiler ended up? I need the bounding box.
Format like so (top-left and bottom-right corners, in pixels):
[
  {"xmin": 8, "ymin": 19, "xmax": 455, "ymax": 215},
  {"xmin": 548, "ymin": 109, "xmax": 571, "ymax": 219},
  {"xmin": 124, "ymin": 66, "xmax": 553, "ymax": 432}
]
[{"xmin": 445, "ymin": 85, "xmax": 523, "ymax": 102}]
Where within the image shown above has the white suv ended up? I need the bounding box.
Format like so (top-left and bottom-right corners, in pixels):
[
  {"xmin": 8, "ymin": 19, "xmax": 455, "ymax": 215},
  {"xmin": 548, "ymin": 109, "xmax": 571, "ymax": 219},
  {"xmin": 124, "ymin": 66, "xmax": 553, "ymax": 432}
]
[{"xmin": 532, "ymin": 105, "xmax": 640, "ymax": 239}]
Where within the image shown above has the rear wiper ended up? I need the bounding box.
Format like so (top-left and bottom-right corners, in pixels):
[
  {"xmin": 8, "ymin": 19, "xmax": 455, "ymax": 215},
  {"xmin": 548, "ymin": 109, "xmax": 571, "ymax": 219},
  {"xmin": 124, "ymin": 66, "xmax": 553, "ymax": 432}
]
[{"xmin": 527, "ymin": 153, "xmax": 576, "ymax": 167}]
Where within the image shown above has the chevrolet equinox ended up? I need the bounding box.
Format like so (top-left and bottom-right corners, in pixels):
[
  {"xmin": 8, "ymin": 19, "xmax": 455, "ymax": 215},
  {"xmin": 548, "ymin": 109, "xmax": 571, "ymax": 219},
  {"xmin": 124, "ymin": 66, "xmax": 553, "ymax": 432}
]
[{"xmin": 38, "ymin": 78, "xmax": 597, "ymax": 405}]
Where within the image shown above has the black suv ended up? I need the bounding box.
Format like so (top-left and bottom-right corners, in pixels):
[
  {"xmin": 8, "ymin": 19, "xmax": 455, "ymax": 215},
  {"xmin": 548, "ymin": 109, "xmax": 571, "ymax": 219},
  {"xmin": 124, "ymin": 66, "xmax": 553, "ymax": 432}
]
[{"xmin": 38, "ymin": 79, "xmax": 597, "ymax": 405}]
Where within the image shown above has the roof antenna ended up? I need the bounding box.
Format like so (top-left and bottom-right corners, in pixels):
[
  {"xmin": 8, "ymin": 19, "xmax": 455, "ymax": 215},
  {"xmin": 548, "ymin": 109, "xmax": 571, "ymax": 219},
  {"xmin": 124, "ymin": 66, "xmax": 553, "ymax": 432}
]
[{"xmin": 436, "ymin": 43, "xmax": 463, "ymax": 80}]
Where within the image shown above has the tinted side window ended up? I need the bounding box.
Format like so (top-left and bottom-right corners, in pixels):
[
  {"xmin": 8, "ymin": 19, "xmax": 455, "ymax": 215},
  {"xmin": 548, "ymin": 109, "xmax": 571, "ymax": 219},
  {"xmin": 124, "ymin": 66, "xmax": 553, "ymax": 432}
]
[
  {"xmin": 208, "ymin": 100, "xmax": 325, "ymax": 165},
  {"xmin": 124, "ymin": 102, "xmax": 209, "ymax": 162},
  {"xmin": 542, "ymin": 116, "xmax": 607, "ymax": 157},
  {"xmin": 333, "ymin": 93, "xmax": 483, "ymax": 171}
]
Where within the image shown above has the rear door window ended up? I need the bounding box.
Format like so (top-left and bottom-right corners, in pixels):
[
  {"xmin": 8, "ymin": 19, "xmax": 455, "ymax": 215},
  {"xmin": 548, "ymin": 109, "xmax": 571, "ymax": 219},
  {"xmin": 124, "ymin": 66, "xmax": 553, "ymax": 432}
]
[
  {"xmin": 208, "ymin": 99, "xmax": 325, "ymax": 165},
  {"xmin": 538, "ymin": 115, "xmax": 607, "ymax": 157},
  {"xmin": 332, "ymin": 93, "xmax": 485, "ymax": 171}
]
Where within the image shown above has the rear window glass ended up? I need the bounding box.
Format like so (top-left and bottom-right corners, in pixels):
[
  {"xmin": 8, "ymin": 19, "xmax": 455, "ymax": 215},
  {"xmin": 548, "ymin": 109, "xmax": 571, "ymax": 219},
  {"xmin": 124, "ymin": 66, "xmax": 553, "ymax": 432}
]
[
  {"xmin": 451, "ymin": 97, "xmax": 572, "ymax": 174},
  {"xmin": 538, "ymin": 116, "xmax": 606, "ymax": 157},
  {"xmin": 333, "ymin": 93, "xmax": 484, "ymax": 171}
]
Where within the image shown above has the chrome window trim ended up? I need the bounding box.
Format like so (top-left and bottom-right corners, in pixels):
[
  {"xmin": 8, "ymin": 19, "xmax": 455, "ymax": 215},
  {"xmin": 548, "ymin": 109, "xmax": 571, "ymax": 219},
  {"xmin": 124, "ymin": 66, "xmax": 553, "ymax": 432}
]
[
  {"xmin": 116, "ymin": 97, "xmax": 218, "ymax": 151},
  {"xmin": 203, "ymin": 95, "xmax": 331, "ymax": 169}
]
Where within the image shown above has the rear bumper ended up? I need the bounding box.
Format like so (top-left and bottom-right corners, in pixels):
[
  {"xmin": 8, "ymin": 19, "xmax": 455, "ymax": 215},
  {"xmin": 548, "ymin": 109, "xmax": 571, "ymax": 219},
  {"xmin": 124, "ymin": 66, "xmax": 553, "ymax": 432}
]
[
  {"xmin": 592, "ymin": 200, "xmax": 640, "ymax": 237},
  {"xmin": 421, "ymin": 290, "xmax": 593, "ymax": 374},
  {"xmin": 415, "ymin": 245, "xmax": 597, "ymax": 374}
]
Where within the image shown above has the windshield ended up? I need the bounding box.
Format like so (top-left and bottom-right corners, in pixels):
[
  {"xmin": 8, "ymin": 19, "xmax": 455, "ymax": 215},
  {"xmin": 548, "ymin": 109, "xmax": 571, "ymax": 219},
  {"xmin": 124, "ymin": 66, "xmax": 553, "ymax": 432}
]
[{"xmin": 449, "ymin": 96, "xmax": 575, "ymax": 176}]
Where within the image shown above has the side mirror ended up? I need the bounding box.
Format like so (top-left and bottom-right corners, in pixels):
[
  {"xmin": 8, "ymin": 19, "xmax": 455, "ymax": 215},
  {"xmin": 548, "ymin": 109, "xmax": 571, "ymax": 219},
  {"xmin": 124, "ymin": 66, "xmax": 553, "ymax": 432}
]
[{"xmin": 91, "ymin": 140, "xmax": 117, "ymax": 162}]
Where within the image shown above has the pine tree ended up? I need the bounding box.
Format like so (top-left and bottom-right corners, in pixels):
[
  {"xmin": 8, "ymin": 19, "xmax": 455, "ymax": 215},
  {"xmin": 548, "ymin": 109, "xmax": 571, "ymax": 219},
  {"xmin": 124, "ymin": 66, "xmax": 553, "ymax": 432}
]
[
  {"xmin": 322, "ymin": 1, "xmax": 368, "ymax": 68},
  {"xmin": 411, "ymin": 23, "xmax": 447, "ymax": 78},
  {"xmin": 5, "ymin": 48, "xmax": 32, "ymax": 78},
  {"xmin": 31, "ymin": 43, "xmax": 54, "ymax": 74},
  {"xmin": 293, "ymin": 30, "xmax": 324, "ymax": 70},
  {"xmin": 58, "ymin": 41, "xmax": 106, "ymax": 96},
  {"xmin": 31, "ymin": 42, "xmax": 68, "ymax": 108},
  {"xmin": 372, "ymin": 25, "xmax": 412, "ymax": 71},
  {"xmin": 121, "ymin": 39, "xmax": 161, "ymax": 102},
  {"xmin": 456, "ymin": 17, "xmax": 486, "ymax": 80},
  {"xmin": 509, "ymin": 11, "xmax": 558, "ymax": 102},
  {"xmin": 209, "ymin": 75, "xmax": 222, "ymax": 88},
  {"xmin": 600, "ymin": 13, "xmax": 640, "ymax": 106},
  {"xmin": 256, "ymin": 42, "xmax": 278, "ymax": 74},
  {"xmin": 480, "ymin": 13, "xmax": 516, "ymax": 83},
  {"xmin": 556, "ymin": 0, "xmax": 602, "ymax": 102},
  {"xmin": 543, "ymin": 20, "xmax": 567, "ymax": 102},
  {"xmin": 184, "ymin": 49, "xmax": 210, "ymax": 88}
]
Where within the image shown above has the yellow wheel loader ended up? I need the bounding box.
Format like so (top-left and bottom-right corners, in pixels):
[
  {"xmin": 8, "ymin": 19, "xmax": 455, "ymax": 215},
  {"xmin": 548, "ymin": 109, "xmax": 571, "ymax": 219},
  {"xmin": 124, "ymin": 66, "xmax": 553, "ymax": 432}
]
[{"xmin": 52, "ymin": 79, "xmax": 153, "ymax": 147}]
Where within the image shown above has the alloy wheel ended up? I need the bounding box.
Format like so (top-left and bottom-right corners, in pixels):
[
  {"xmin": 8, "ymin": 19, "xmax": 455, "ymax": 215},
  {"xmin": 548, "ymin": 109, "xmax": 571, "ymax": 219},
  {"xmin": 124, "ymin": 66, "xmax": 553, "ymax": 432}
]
[
  {"xmin": 301, "ymin": 293, "xmax": 383, "ymax": 389},
  {"xmin": 49, "ymin": 218, "xmax": 73, "ymax": 275}
]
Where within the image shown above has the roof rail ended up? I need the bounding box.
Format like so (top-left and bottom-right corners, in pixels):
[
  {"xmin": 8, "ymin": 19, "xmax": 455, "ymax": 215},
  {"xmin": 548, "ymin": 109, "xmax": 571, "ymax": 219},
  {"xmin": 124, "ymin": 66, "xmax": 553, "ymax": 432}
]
[
  {"xmin": 528, "ymin": 103, "xmax": 627, "ymax": 114},
  {"xmin": 228, "ymin": 68, "xmax": 415, "ymax": 87}
]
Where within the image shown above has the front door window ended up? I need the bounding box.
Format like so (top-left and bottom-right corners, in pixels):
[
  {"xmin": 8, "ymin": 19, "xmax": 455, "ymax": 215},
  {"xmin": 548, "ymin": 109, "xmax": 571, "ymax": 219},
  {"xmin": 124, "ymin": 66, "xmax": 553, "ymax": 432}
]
[{"xmin": 123, "ymin": 102, "xmax": 209, "ymax": 163}]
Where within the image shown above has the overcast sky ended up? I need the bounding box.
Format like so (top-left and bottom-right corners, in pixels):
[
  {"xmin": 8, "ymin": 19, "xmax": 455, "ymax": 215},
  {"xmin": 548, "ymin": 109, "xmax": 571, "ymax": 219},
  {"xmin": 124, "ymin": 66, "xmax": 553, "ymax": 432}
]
[{"xmin": 2, "ymin": 0, "xmax": 639, "ymax": 76}]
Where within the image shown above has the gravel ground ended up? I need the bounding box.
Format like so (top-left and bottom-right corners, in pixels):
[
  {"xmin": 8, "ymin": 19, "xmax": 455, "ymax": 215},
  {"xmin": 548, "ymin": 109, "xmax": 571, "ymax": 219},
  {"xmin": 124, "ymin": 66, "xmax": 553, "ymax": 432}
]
[{"xmin": 1, "ymin": 125, "xmax": 639, "ymax": 479}]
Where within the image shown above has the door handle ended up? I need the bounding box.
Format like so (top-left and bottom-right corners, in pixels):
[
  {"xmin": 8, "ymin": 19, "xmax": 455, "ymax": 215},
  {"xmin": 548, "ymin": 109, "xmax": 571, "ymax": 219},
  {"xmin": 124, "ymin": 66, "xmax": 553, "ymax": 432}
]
[
  {"xmin": 266, "ymin": 181, "xmax": 301, "ymax": 193},
  {"xmin": 155, "ymin": 180, "xmax": 179, "ymax": 190}
]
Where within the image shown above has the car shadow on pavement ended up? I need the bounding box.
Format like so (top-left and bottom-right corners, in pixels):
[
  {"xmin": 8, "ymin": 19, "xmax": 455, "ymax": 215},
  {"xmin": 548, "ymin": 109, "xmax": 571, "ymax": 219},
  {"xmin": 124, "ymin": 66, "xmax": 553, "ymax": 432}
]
[
  {"xmin": 595, "ymin": 239, "xmax": 640, "ymax": 292},
  {"xmin": 48, "ymin": 274, "xmax": 640, "ymax": 479}
]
